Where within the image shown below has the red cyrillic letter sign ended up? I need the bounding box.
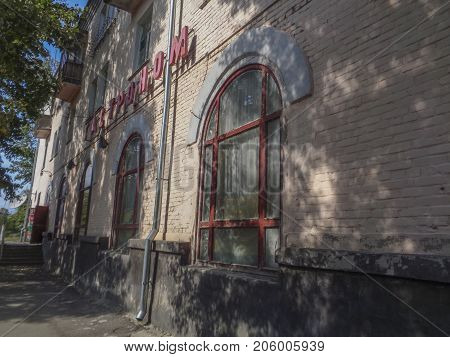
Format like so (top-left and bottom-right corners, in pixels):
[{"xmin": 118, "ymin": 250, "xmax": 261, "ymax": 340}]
[
  {"xmin": 90, "ymin": 116, "xmax": 97, "ymax": 134},
  {"xmin": 139, "ymin": 66, "xmax": 149, "ymax": 94},
  {"xmin": 108, "ymin": 98, "xmax": 116, "ymax": 121},
  {"xmin": 116, "ymin": 91, "xmax": 125, "ymax": 114},
  {"xmin": 98, "ymin": 106, "xmax": 106, "ymax": 128},
  {"xmin": 126, "ymin": 82, "xmax": 136, "ymax": 107},
  {"xmin": 153, "ymin": 51, "xmax": 164, "ymax": 80},
  {"xmin": 169, "ymin": 26, "xmax": 189, "ymax": 65}
]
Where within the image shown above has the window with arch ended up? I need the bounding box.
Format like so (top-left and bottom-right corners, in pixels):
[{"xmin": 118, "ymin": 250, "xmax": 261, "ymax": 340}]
[
  {"xmin": 54, "ymin": 176, "xmax": 68, "ymax": 238},
  {"xmin": 198, "ymin": 64, "xmax": 282, "ymax": 269},
  {"xmin": 74, "ymin": 163, "xmax": 93, "ymax": 240},
  {"xmin": 45, "ymin": 182, "xmax": 52, "ymax": 205},
  {"xmin": 113, "ymin": 134, "xmax": 144, "ymax": 248}
]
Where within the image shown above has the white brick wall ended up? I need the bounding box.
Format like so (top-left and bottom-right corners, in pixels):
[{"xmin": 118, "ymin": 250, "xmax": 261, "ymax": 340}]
[{"xmin": 34, "ymin": 0, "xmax": 450, "ymax": 256}]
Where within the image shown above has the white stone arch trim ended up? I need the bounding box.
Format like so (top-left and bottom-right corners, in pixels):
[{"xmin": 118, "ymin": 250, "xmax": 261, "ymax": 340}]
[
  {"xmin": 186, "ymin": 26, "xmax": 313, "ymax": 145},
  {"xmin": 77, "ymin": 148, "xmax": 95, "ymax": 186},
  {"xmin": 111, "ymin": 111, "xmax": 152, "ymax": 175}
]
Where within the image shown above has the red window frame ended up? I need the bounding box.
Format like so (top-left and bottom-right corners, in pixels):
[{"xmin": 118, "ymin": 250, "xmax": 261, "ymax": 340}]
[
  {"xmin": 54, "ymin": 176, "xmax": 67, "ymax": 238},
  {"xmin": 197, "ymin": 64, "xmax": 282, "ymax": 270},
  {"xmin": 112, "ymin": 133, "xmax": 145, "ymax": 248},
  {"xmin": 74, "ymin": 163, "xmax": 93, "ymax": 241}
]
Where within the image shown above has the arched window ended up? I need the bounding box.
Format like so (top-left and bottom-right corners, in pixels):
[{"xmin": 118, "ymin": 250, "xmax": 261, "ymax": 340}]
[
  {"xmin": 198, "ymin": 65, "xmax": 282, "ymax": 269},
  {"xmin": 54, "ymin": 176, "xmax": 67, "ymax": 238},
  {"xmin": 113, "ymin": 134, "xmax": 144, "ymax": 248},
  {"xmin": 74, "ymin": 163, "xmax": 93, "ymax": 240},
  {"xmin": 45, "ymin": 182, "xmax": 52, "ymax": 205}
]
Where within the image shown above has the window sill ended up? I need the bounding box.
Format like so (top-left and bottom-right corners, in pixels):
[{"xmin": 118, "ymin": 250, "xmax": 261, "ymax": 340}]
[
  {"xmin": 128, "ymin": 238, "xmax": 190, "ymax": 255},
  {"xmin": 199, "ymin": 0, "xmax": 211, "ymax": 10},
  {"xmin": 186, "ymin": 264, "xmax": 280, "ymax": 285}
]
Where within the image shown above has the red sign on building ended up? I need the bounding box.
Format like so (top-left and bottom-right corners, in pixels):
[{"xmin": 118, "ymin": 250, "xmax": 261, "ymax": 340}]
[{"xmin": 89, "ymin": 26, "xmax": 190, "ymax": 137}]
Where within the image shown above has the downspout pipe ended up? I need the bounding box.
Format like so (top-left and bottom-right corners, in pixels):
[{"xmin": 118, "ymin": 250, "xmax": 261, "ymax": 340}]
[{"xmin": 136, "ymin": 0, "xmax": 177, "ymax": 321}]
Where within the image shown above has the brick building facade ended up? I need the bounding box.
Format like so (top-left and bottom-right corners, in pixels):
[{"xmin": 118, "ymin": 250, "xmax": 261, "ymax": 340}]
[{"xmin": 30, "ymin": 0, "xmax": 450, "ymax": 335}]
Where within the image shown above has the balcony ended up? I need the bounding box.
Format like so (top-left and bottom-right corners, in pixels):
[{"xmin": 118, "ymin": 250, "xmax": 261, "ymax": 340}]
[
  {"xmin": 104, "ymin": 0, "xmax": 143, "ymax": 13},
  {"xmin": 55, "ymin": 55, "xmax": 83, "ymax": 103},
  {"xmin": 34, "ymin": 114, "xmax": 52, "ymax": 139}
]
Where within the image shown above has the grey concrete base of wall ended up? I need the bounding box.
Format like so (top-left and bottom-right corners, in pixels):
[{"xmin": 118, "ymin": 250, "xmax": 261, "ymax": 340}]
[{"xmin": 42, "ymin": 237, "xmax": 450, "ymax": 336}]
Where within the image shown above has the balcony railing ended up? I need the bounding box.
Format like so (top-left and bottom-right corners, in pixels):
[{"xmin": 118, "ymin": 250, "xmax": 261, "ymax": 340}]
[
  {"xmin": 104, "ymin": 0, "xmax": 143, "ymax": 14},
  {"xmin": 60, "ymin": 61, "xmax": 83, "ymax": 85},
  {"xmin": 55, "ymin": 54, "xmax": 83, "ymax": 102},
  {"xmin": 34, "ymin": 114, "xmax": 52, "ymax": 139}
]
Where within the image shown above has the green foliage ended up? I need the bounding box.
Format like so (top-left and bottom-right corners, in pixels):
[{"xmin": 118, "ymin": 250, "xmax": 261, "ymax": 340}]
[
  {"xmin": 0, "ymin": 0, "xmax": 81, "ymax": 199},
  {"xmin": 5, "ymin": 202, "xmax": 26, "ymax": 234}
]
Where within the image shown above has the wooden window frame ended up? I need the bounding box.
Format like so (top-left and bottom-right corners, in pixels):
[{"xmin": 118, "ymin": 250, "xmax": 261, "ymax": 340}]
[
  {"xmin": 134, "ymin": 5, "xmax": 153, "ymax": 71},
  {"xmin": 197, "ymin": 64, "xmax": 282, "ymax": 270},
  {"xmin": 74, "ymin": 163, "xmax": 93, "ymax": 242},
  {"xmin": 112, "ymin": 134, "xmax": 145, "ymax": 249},
  {"xmin": 54, "ymin": 176, "xmax": 67, "ymax": 238}
]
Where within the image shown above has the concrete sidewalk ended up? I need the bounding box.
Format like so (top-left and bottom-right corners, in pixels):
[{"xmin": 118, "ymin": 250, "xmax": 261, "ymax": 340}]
[{"xmin": 0, "ymin": 266, "xmax": 169, "ymax": 337}]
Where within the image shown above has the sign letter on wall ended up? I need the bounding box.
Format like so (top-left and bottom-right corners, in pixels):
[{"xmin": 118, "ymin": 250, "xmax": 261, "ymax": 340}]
[{"xmin": 169, "ymin": 26, "xmax": 189, "ymax": 65}]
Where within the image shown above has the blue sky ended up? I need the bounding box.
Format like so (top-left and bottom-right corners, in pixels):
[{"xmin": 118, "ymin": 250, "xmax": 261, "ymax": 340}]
[{"xmin": 0, "ymin": 0, "xmax": 88, "ymax": 211}]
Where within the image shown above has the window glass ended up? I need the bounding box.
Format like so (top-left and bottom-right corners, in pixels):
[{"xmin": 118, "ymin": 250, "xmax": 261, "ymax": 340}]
[
  {"xmin": 45, "ymin": 183, "xmax": 52, "ymax": 205},
  {"xmin": 88, "ymin": 79, "xmax": 97, "ymax": 116},
  {"xmin": 67, "ymin": 107, "xmax": 75, "ymax": 143},
  {"xmin": 201, "ymin": 145, "xmax": 213, "ymax": 221},
  {"xmin": 265, "ymin": 228, "xmax": 279, "ymax": 268},
  {"xmin": 75, "ymin": 163, "xmax": 93, "ymax": 239},
  {"xmin": 114, "ymin": 135, "xmax": 144, "ymax": 248},
  {"xmin": 136, "ymin": 6, "xmax": 153, "ymax": 69},
  {"xmin": 199, "ymin": 229, "xmax": 209, "ymax": 260},
  {"xmin": 79, "ymin": 190, "xmax": 90, "ymax": 227},
  {"xmin": 266, "ymin": 74, "xmax": 282, "ymax": 115},
  {"xmin": 54, "ymin": 177, "xmax": 67, "ymax": 237},
  {"xmin": 51, "ymin": 128, "xmax": 60, "ymax": 158},
  {"xmin": 266, "ymin": 120, "xmax": 281, "ymax": 218},
  {"xmin": 116, "ymin": 229, "xmax": 136, "ymax": 249},
  {"xmin": 61, "ymin": 178, "xmax": 68, "ymax": 197},
  {"xmin": 55, "ymin": 129, "xmax": 60, "ymax": 157},
  {"xmin": 218, "ymin": 71, "xmax": 262, "ymax": 135},
  {"xmin": 124, "ymin": 137, "xmax": 141, "ymax": 172},
  {"xmin": 199, "ymin": 67, "xmax": 282, "ymax": 269},
  {"xmin": 42, "ymin": 138, "xmax": 49, "ymax": 170},
  {"xmin": 83, "ymin": 164, "xmax": 93, "ymax": 189},
  {"xmin": 205, "ymin": 106, "xmax": 217, "ymax": 140},
  {"xmin": 213, "ymin": 228, "xmax": 258, "ymax": 266},
  {"xmin": 216, "ymin": 128, "xmax": 259, "ymax": 220},
  {"xmin": 119, "ymin": 173, "xmax": 137, "ymax": 224},
  {"xmin": 96, "ymin": 64, "xmax": 108, "ymax": 109}
]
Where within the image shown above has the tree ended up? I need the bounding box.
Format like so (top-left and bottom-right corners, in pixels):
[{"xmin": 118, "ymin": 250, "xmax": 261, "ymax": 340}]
[
  {"xmin": 5, "ymin": 202, "xmax": 27, "ymax": 236},
  {"xmin": 0, "ymin": 0, "xmax": 81, "ymax": 199}
]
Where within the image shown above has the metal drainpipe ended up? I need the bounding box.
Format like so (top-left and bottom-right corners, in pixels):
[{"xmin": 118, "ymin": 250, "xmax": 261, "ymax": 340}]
[{"xmin": 136, "ymin": 0, "xmax": 177, "ymax": 321}]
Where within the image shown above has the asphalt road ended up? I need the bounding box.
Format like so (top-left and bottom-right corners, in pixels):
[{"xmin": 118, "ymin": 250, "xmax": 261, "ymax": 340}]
[{"xmin": 0, "ymin": 265, "xmax": 169, "ymax": 337}]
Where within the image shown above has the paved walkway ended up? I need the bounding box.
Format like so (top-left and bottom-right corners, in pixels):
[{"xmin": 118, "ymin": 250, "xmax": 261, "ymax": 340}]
[{"xmin": 0, "ymin": 266, "xmax": 169, "ymax": 337}]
